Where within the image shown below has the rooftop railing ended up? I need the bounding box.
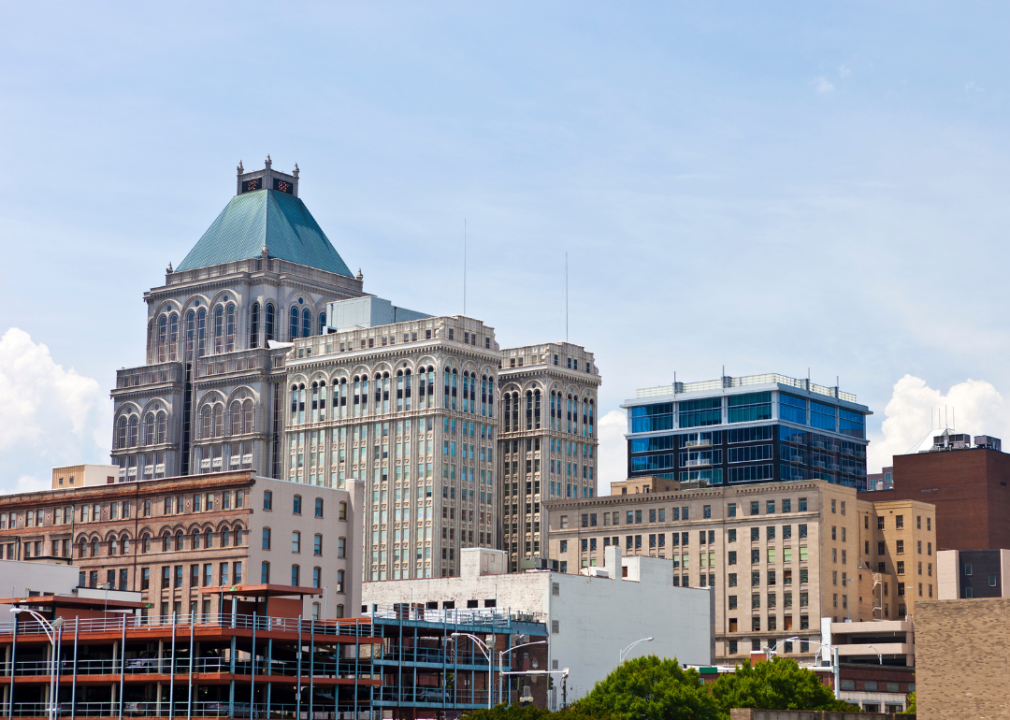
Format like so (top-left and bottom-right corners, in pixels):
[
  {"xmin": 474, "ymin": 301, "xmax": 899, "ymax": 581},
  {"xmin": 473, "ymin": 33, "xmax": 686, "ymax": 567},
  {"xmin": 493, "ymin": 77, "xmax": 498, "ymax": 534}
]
[{"xmin": 636, "ymin": 373, "xmax": 857, "ymax": 403}]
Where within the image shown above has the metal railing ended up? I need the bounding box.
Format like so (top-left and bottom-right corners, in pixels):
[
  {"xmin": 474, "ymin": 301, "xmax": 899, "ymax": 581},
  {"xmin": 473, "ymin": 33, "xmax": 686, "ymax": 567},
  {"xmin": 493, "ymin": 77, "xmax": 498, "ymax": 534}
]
[
  {"xmin": 636, "ymin": 373, "xmax": 858, "ymax": 403},
  {"xmin": 372, "ymin": 687, "xmax": 496, "ymax": 707},
  {"xmin": 370, "ymin": 605, "xmax": 513, "ymax": 630},
  {"xmin": 8, "ymin": 656, "xmax": 367, "ymax": 678},
  {"xmin": 12, "ymin": 701, "xmax": 364, "ymax": 718},
  {"xmin": 0, "ymin": 613, "xmax": 377, "ymax": 638}
]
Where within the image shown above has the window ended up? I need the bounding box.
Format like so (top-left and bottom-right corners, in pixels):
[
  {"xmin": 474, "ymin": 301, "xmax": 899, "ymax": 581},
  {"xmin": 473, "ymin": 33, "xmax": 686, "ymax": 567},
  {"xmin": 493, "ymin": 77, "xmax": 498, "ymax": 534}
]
[
  {"xmin": 897, "ymin": 561, "xmax": 905, "ymax": 575},
  {"xmin": 264, "ymin": 491, "xmax": 273, "ymax": 510},
  {"xmin": 315, "ymin": 498, "xmax": 324, "ymax": 518},
  {"xmin": 291, "ymin": 565, "xmax": 300, "ymax": 585},
  {"xmin": 750, "ymin": 501, "xmax": 760, "ymax": 516},
  {"xmin": 313, "ymin": 567, "xmax": 322, "ymax": 588},
  {"xmin": 338, "ymin": 537, "xmax": 346, "ymax": 558},
  {"xmin": 551, "ymin": 620, "xmax": 560, "ymax": 634},
  {"xmin": 703, "ymin": 505, "xmax": 712, "ymax": 519},
  {"xmin": 314, "ymin": 534, "xmax": 323, "ymax": 556},
  {"xmin": 293, "ymin": 532, "xmax": 301, "ymax": 553},
  {"xmin": 262, "ymin": 528, "xmax": 271, "ymax": 550},
  {"xmin": 990, "ymin": 574, "xmax": 998, "ymax": 587},
  {"xmin": 293, "ymin": 495, "xmax": 302, "ymax": 514},
  {"xmin": 728, "ymin": 503, "xmax": 736, "ymax": 518},
  {"xmin": 896, "ymin": 515, "xmax": 904, "ymax": 529},
  {"xmin": 964, "ymin": 563, "xmax": 973, "ymax": 576},
  {"xmin": 339, "ymin": 502, "xmax": 347, "ymax": 520}
]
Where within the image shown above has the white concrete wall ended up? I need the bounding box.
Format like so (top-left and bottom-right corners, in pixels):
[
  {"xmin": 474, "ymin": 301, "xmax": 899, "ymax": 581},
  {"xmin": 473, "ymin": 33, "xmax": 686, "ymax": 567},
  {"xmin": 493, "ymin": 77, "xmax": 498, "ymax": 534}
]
[
  {"xmin": 362, "ymin": 547, "xmax": 713, "ymax": 705},
  {"xmin": 0, "ymin": 560, "xmax": 79, "ymax": 598}
]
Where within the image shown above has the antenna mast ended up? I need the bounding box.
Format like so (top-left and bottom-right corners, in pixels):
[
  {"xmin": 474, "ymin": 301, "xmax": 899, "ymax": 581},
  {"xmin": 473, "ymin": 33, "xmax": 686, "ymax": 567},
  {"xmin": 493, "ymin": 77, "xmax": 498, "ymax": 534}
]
[
  {"xmin": 565, "ymin": 252, "xmax": 569, "ymax": 343},
  {"xmin": 463, "ymin": 219, "xmax": 467, "ymax": 316}
]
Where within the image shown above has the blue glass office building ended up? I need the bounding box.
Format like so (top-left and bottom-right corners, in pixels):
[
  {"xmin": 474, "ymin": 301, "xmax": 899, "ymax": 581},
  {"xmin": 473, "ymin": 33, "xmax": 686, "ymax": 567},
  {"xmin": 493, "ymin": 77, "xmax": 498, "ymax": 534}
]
[{"xmin": 622, "ymin": 374, "xmax": 871, "ymax": 490}]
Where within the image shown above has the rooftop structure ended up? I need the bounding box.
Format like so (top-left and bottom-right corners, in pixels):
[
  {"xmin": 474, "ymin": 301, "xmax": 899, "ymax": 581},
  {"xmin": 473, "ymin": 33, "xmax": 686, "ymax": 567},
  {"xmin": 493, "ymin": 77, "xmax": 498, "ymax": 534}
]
[
  {"xmin": 622, "ymin": 372, "xmax": 871, "ymax": 490},
  {"xmin": 51, "ymin": 465, "xmax": 117, "ymax": 490}
]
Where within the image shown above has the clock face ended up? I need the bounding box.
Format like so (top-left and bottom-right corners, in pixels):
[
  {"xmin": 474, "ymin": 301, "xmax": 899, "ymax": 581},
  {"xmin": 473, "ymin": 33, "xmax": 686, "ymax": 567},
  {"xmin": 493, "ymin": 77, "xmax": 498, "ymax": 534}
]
[
  {"xmin": 242, "ymin": 178, "xmax": 263, "ymax": 193},
  {"xmin": 273, "ymin": 178, "xmax": 293, "ymax": 195}
]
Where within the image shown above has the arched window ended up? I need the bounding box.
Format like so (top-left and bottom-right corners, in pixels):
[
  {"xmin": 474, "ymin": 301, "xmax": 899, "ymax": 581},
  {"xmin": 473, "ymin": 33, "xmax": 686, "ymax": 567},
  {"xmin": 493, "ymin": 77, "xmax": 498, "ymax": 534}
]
[
  {"xmin": 156, "ymin": 412, "xmax": 167, "ymax": 444},
  {"xmin": 127, "ymin": 415, "xmax": 139, "ymax": 447},
  {"xmin": 175, "ymin": 531, "xmax": 184, "ymax": 551},
  {"xmin": 192, "ymin": 530, "xmax": 201, "ymax": 549},
  {"xmin": 157, "ymin": 316, "xmax": 167, "ymax": 362},
  {"xmin": 243, "ymin": 400, "xmax": 254, "ymax": 433},
  {"xmin": 78, "ymin": 538, "xmax": 87, "ymax": 558},
  {"xmin": 91, "ymin": 538, "xmax": 99, "ymax": 556},
  {"xmin": 225, "ymin": 304, "xmax": 236, "ymax": 352},
  {"xmin": 110, "ymin": 537, "xmax": 119, "ymax": 555},
  {"xmin": 122, "ymin": 536, "xmax": 129, "ymax": 555},
  {"xmin": 290, "ymin": 307, "xmax": 299, "ymax": 340},
  {"xmin": 222, "ymin": 528, "xmax": 231, "ymax": 547},
  {"xmin": 235, "ymin": 527, "xmax": 244, "ymax": 545},
  {"xmin": 213, "ymin": 306, "xmax": 224, "ymax": 354},
  {"xmin": 162, "ymin": 533, "xmax": 171, "ymax": 552},
  {"xmin": 142, "ymin": 534, "xmax": 151, "ymax": 553},
  {"xmin": 230, "ymin": 402, "xmax": 242, "ymax": 435},
  {"xmin": 261, "ymin": 562, "xmax": 270, "ymax": 583},
  {"xmin": 116, "ymin": 417, "xmax": 127, "ymax": 449},
  {"xmin": 185, "ymin": 310, "xmax": 196, "ymax": 358},
  {"xmin": 213, "ymin": 404, "xmax": 224, "ymax": 438},
  {"xmin": 291, "ymin": 564, "xmax": 300, "ymax": 586},
  {"xmin": 265, "ymin": 303, "xmax": 275, "ymax": 341},
  {"xmin": 318, "ymin": 312, "xmax": 326, "ymax": 333},
  {"xmin": 168, "ymin": 313, "xmax": 178, "ymax": 361},
  {"xmin": 249, "ymin": 302, "xmax": 260, "ymax": 349},
  {"xmin": 144, "ymin": 414, "xmax": 155, "ymax": 446},
  {"xmin": 201, "ymin": 406, "xmax": 213, "ymax": 439},
  {"xmin": 196, "ymin": 308, "xmax": 207, "ymax": 357},
  {"xmin": 302, "ymin": 308, "xmax": 311, "ymax": 337},
  {"xmin": 312, "ymin": 567, "xmax": 321, "ymax": 589}
]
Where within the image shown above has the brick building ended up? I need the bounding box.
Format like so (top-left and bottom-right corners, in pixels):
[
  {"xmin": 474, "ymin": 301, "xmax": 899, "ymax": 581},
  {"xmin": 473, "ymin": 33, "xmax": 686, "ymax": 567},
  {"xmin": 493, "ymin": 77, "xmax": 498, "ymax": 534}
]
[
  {"xmin": 0, "ymin": 470, "xmax": 362, "ymax": 619},
  {"xmin": 546, "ymin": 479, "xmax": 935, "ymax": 664},
  {"xmin": 862, "ymin": 439, "xmax": 1010, "ymax": 552},
  {"xmin": 915, "ymin": 597, "xmax": 1010, "ymax": 719}
]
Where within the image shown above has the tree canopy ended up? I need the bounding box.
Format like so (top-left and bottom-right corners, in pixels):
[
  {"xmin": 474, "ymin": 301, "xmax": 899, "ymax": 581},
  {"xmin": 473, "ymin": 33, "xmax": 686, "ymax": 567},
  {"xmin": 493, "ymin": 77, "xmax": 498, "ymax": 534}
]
[
  {"xmin": 574, "ymin": 656, "xmax": 722, "ymax": 720},
  {"xmin": 709, "ymin": 657, "xmax": 855, "ymax": 713}
]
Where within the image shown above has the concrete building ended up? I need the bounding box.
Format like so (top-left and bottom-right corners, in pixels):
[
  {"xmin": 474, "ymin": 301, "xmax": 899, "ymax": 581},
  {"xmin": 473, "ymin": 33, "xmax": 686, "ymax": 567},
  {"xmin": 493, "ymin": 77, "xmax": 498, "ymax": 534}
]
[
  {"xmin": 937, "ymin": 548, "xmax": 1010, "ymax": 599},
  {"xmin": 914, "ymin": 597, "xmax": 1010, "ymax": 719},
  {"xmin": 361, "ymin": 547, "xmax": 712, "ymax": 706},
  {"xmin": 110, "ymin": 159, "xmax": 365, "ymax": 482},
  {"xmin": 545, "ymin": 479, "xmax": 935, "ymax": 665},
  {"xmin": 498, "ymin": 342, "xmax": 600, "ymax": 572},
  {"xmin": 623, "ymin": 373, "xmax": 870, "ymax": 490},
  {"xmin": 0, "ymin": 470, "xmax": 362, "ymax": 620},
  {"xmin": 51, "ymin": 465, "xmax": 118, "ymax": 489},
  {"xmin": 284, "ymin": 301, "xmax": 501, "ymax": 581},
  {"xmin": 862, "ymin": 430, "xmax": 1010, "ymax": 552}
]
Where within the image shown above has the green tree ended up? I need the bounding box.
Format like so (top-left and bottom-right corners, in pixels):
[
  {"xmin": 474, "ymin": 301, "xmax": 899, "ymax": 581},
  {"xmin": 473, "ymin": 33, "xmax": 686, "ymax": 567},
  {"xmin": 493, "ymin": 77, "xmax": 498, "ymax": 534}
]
[
  {"xmin": 573, "ymin": 655, "xmax": 721, "ymax": 720},
  {"xmin": 902, "ymin": 691, "xmax": 916, "ymax": 714},
  {"xmin": 465, "ymin": 704, "xmax": 606, "ymax": 720},
  {"xmin": 710, "ymin": 657, "xmax": 855, "ymax": 713}
]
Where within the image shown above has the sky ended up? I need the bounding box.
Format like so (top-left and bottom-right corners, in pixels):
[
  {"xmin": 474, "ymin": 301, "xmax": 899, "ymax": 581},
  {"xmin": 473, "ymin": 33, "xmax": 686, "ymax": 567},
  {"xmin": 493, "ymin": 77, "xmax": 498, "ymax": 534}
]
[{"xmin": 3, "ymin": 2, "xmax": 1010, "ymax": 493}]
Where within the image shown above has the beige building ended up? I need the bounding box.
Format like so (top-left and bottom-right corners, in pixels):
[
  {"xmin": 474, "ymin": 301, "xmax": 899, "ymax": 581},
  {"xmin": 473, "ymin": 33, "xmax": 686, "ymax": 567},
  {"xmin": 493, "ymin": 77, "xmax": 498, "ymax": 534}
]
[
  {"xmin": 0, "ymin": 470, "xmax": 362, "ymax": 619},
  {"xmin": 545, "ymin": 479, "xmax": 935, "ymax": 664},
  {"xmin": 285, "ymin": 305, "xmax": 501, "ymax": 581},
  {"xmin": 51, "ymin": 464, "xmax": 118, "ymax": 489},
  {"xmin": 498, "ymin": 342, "xmax": 600, "ymax": 572},
  {"xmin": 915, "ymin": 597, "xmax": 1010, "ymax": 719}
]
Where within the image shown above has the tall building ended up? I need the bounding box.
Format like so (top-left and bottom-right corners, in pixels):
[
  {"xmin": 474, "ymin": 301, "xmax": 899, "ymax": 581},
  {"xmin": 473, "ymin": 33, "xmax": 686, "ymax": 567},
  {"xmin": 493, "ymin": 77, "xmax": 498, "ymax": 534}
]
[
  {"xmin": 284, "ymin": 298, "xmax": 501, "ymax": 580},
  {"xmin": 0, "ymin": 470, "xmax": 362, "ymax": 619},
  {"xmin": 623, "ymin": 373, "xmax": 870, "ymax": 490},
  {"xmin": 862, "ymin": 430, "xmax": 1010, "ymax": 552},
  {"xmin": 110, "ymin": 159, "xmax": 364, "ymax": 481},
  {"xmin": 545, "ymin": 479, "xmax": 935, "ymax": 665},
  {"xmin": 497, "ymin": 343, "xmax": 600, "ymax": 572}
]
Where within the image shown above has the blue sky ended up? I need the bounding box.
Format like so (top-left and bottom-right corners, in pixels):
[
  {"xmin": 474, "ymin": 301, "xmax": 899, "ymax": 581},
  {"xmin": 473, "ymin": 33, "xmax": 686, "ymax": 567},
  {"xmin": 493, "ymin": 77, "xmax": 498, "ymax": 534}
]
[{"xmin": 3, "ymin": 2, "xmax": 1010, "ymax": 491}]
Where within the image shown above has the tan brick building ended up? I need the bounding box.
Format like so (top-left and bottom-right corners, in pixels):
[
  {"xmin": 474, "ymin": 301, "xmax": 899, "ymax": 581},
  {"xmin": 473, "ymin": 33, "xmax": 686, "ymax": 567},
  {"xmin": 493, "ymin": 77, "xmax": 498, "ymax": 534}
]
[
  {"xmin": 546, "ymin": 479, "xmax": 935, "ymax": 664},
  {"xmin": 0, "ymin": 470, "xmax": 362, "ymax": 619},
  {"xmin": 915, "ymin": 597, "xmax": 1010, "ymax": 719}
]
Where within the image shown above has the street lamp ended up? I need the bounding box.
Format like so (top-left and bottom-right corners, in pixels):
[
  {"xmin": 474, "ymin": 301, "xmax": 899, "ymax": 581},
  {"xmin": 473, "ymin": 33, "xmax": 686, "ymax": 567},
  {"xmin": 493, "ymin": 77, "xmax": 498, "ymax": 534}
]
[
  {"xmin": 619, "ymin": 637, "xmax": 653, "ymax": 663},
  {"xmin": 10, "ymin": 608, "xmax": 65, "ymax": 720},
  {"xmin": 451, "ymin": 632, "xmax": 494, "ymax": 709},
  {"xmin": 813, "ymin": 643, "xmax": 841, "ymax": 700},
  {"xmin": 762, "ymin": 636, "xmax": 801, "ymax": 662},
  {"xmin": 498, "ymin": 640, "xmax": 547, "ymax": 707},
  {"xmin": 866, "ymin": 645, "xmax": 883, "ymax": 665}
]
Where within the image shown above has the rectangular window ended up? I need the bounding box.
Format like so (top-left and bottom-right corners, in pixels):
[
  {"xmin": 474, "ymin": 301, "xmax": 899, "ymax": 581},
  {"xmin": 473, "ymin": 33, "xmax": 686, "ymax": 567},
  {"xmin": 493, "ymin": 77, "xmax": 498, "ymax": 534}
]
[
  {"xmin": 263, "ymin": 490, "xmax": 272, "ymax": 510},
  {"xmin": 727, "ymin": 503, "xmax": 736, "ymax": 517}
]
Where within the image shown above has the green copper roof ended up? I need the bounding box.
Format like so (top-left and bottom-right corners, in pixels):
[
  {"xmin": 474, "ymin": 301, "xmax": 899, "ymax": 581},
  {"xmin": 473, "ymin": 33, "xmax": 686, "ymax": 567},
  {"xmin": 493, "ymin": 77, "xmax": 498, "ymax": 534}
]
[{"xmin": 177, "ymin": 189, "xmax": 353, "ymax": 276}]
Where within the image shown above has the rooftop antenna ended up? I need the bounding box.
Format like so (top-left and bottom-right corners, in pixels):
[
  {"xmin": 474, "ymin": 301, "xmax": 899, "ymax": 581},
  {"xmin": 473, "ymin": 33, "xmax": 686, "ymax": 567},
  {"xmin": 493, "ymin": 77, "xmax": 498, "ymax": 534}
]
[
  {"xmin": 463, "ymin": 219, "xmax": 467, "ymax": 316},
  {"xmin": 565, "ymin": 252, "xmax": 569, "ymax": 343}
]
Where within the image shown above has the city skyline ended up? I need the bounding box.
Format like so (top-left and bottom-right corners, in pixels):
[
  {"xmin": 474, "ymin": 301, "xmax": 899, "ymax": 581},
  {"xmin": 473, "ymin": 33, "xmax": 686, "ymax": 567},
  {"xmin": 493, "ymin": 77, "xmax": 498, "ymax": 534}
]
[{"xmin": 7, "ymin": 3, "xmax": 1010, "ymax": 491}]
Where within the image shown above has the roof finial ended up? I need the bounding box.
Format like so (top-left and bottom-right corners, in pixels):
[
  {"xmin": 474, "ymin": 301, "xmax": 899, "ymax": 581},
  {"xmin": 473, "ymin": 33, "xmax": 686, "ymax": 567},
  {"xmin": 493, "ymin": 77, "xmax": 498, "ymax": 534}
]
[
  {"xmin": 293, "ymin": 163, "xmax": 299, "ymax": 178},
  {"xmin": 237, "ymin": 160, "xmax": 244, "ymax": 175},
  {"xmin": 265, "ymin": 154, "xmax": 272, "ymax": 169},
  {"xmin": 356, "ymin": 268, "xmax": 364, "ymax": 282},
  {"xmin": 167, "ymin": 261, "xmax": 173, "ymax": 274},
  {"xmin": 262, "ymin": 244, "xmax": 269, "ymax": 259}
]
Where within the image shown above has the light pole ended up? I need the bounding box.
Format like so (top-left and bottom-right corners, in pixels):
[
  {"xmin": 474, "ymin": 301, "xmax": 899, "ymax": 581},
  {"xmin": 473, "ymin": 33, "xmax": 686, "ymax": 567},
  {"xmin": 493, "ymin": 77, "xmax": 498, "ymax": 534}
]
[
  {"xmin": 451, "ymin": 632, "xmax": 494, "ymax": 709},
  {"xmin": 866, "ymin": 645, "xmax": 882, "ymax": 665},
  {"xmin": 762, "ymin": 636, "xmax": 801, "ymax": 662},
  {"xmin": 814, "ymin": 643, "xmax": 841, "ymax": 699},
  {"xmin": 498, "ymin": 640, "xmax": 547, "ymax": 707},
  {"xmin": 10, "ymin": 608, "xmax": 65, "ymax": 720},
  {"xmin": 619, "ymin": 637, "xmax": 653, "ymax": 663}
]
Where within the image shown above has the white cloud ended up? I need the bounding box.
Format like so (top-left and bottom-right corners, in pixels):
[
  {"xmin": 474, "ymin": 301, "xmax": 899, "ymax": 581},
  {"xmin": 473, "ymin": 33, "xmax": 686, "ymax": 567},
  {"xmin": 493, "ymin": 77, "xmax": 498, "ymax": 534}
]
[
  {"xmin": 813, "ymin": 76, "xmax": 835, "ymax": 94},
  {"xmin": 838, "ymin": 65, "xmax": 851, "ymax": 78},
  {"xmin": 597, "ymin": 409, "xmax": 627, "ymax": 496},
  {"xmin": 966, "ymin": 80, "xmax": 985, "ymax": 93},
  {"xmin": 868, "ymin": 374, "xmax": 1007, "ymax": 472},
  {"xmin": 0, "ymin": 328, "xmax": 111, "ymax": 493}
]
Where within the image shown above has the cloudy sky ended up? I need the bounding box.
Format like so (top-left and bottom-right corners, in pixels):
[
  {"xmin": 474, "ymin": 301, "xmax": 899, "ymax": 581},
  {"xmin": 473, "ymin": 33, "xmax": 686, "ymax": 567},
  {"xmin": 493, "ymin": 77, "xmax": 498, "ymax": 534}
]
[{"xmin": 3, "ymin": 2, "xmax": 1010, "ymax": 493}]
